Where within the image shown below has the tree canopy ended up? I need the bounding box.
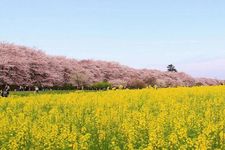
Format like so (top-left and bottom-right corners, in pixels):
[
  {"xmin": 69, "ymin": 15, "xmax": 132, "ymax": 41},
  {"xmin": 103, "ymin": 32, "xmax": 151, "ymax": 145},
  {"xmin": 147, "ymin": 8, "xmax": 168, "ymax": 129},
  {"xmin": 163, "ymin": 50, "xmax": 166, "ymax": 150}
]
[{"xmin": 0, "ymin": 43, "xmax": 223, "ymax": 89}]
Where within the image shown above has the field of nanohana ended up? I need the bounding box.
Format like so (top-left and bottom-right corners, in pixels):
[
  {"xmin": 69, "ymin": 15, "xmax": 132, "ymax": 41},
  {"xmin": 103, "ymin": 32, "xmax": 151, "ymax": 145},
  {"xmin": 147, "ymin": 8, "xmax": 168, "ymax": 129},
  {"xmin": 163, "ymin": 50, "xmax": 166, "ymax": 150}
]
[{"xmin": 0, "ymin": 86, "xmax": 225, "ymax": 150}]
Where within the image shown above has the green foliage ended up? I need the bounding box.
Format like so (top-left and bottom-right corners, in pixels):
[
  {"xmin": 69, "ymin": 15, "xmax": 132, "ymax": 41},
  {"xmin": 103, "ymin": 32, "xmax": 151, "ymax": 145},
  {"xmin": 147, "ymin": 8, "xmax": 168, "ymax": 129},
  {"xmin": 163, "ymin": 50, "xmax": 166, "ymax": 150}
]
[
  {"xmin": 91, "ymin": 81, "xmax": 112, "ymax": 90},
  {"xmin": 11, "ymin": 90, "xmax": 75, "ymax": 97},
  {"xmin": 52, "ymin": 84, "xmax": 75, "ymax": 90}
]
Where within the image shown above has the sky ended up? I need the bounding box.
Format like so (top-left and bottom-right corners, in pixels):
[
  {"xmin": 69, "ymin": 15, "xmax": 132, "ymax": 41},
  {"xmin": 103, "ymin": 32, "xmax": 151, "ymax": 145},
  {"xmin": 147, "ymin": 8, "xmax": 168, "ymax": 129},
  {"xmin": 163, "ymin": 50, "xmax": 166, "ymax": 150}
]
[{"xmin": 0, "ymin": 0, "xmax": 225, "ymax": 79}]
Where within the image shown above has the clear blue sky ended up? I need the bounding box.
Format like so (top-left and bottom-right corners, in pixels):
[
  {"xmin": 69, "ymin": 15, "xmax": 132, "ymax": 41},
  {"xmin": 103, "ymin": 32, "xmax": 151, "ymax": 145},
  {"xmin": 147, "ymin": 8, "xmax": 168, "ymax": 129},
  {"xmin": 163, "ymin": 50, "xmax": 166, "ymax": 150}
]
[{"xmin": 0, "ymin": 0, "xmax": 225, "ymax": 79}]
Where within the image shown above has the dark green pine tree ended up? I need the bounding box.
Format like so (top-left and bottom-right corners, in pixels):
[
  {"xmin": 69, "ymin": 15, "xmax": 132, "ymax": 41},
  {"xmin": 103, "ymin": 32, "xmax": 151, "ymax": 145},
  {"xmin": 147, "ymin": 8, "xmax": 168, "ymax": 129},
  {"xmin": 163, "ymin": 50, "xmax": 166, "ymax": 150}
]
[{"xmin": 167, "ymin": 64, "xmax": 177, "ymax": 72}]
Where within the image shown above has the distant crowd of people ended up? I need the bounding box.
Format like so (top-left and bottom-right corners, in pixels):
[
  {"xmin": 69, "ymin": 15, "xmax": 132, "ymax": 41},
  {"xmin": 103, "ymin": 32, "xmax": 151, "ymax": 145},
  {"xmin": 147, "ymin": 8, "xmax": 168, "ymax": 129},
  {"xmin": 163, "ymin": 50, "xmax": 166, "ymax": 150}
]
[
  {"xmin": 1, "ymin": 85, "xmax": 41, "ymax": 98},
  {"xmin": 18, "ymin": 85, "xmax": 39, "ymax": 92}
]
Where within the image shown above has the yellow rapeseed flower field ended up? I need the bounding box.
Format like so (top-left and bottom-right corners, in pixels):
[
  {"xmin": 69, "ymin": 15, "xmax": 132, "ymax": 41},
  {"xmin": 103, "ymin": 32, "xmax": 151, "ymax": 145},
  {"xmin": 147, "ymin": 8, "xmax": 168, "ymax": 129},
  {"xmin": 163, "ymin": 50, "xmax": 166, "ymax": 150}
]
[{"xmin": 0, "ymin": 86, "xmax": 225, "ymax": 149}]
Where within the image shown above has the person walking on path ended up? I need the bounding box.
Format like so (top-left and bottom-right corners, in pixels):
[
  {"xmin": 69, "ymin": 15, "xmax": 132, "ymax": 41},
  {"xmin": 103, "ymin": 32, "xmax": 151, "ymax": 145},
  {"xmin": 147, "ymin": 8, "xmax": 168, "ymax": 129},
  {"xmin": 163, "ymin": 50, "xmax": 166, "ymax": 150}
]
[
  {"xmin": 34, "ymin": 86, "xmax": 39, "ymax": 93},
  {"xmin": 1, "ymin": 84, "xmax": 10, "ymax": 97}
]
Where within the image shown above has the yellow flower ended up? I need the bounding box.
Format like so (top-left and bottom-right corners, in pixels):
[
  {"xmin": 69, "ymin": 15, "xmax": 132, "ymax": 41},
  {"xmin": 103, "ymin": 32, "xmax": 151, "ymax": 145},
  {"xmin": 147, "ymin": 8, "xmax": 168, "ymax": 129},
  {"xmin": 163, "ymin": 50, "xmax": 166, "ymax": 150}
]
[{"xmin": 0, "ymin": 85, "xmax": 225, "ymax": 149}]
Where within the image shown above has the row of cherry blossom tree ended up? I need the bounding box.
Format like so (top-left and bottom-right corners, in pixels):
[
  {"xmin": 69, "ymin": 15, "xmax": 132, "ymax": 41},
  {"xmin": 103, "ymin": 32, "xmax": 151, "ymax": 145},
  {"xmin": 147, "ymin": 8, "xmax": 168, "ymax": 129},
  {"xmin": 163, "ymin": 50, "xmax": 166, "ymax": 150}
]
[{"xmin": 0, "ymin": 42, "xmax": 223, "ymax": 90}]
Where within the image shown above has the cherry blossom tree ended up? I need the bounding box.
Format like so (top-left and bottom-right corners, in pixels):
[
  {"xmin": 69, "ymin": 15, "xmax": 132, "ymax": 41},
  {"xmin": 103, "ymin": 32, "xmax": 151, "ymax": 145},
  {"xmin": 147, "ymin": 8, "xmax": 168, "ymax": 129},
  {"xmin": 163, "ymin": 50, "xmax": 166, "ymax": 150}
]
[{"xmin": 0, "ymin": 42, "xmax": 223, "ymax": 89}]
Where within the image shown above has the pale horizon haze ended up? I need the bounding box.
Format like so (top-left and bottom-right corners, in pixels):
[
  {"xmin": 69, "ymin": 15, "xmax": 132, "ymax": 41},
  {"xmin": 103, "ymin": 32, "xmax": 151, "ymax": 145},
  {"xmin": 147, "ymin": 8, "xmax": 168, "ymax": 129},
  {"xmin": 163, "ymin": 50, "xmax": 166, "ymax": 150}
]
[{"xmin": 0, "ymin": 0, "xmax": 225, "ymax": 79}]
